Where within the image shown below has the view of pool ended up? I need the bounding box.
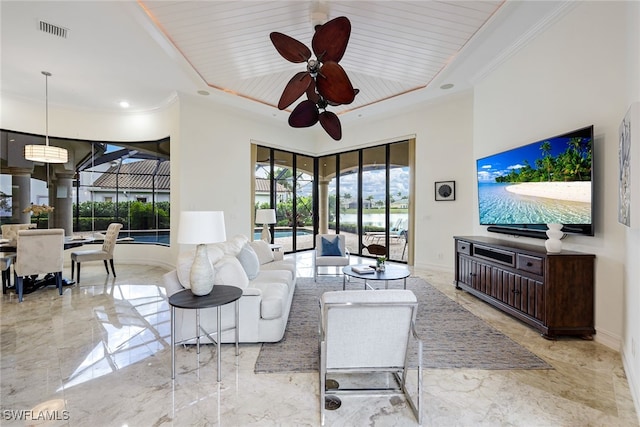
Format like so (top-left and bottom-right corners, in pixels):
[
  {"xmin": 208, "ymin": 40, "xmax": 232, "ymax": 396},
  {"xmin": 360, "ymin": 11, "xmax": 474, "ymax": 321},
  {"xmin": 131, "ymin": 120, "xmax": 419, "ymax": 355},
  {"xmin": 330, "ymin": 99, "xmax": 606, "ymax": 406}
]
[
  {"xmin": 90, "ymin": 229, "xmax": 312, "ymax": 245},
  {"xmin": 253, "ymin": 229, "xmax": 312, "ymax": 241}
]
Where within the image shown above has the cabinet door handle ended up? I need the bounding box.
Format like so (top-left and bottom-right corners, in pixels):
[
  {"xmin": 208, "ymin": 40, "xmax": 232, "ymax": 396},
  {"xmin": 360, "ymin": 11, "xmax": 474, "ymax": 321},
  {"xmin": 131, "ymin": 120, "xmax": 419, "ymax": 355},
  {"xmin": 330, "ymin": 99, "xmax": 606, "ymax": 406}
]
[
  {"xmin": 469, "ymin": 272, "xmax": 476, "ymax": 277},
  {"xmin": 512, "ymin": 289, "xmax": 521, "ymax": 295},
  {"xmin": 461, "ymin": 246, "xmax": 467, "ymax": 250},
  {"xmin": 526, "ymin": 262, "xmax": 533, "ymax": 266}
]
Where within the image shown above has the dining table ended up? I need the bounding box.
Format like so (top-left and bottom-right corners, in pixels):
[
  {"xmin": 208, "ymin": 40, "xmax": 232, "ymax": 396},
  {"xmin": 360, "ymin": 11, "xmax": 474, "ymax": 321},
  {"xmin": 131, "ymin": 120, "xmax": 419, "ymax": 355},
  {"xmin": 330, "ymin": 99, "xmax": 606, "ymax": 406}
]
[{"xmin": 0, "ymin": 235, "xmax": 94, "ymax": 295}]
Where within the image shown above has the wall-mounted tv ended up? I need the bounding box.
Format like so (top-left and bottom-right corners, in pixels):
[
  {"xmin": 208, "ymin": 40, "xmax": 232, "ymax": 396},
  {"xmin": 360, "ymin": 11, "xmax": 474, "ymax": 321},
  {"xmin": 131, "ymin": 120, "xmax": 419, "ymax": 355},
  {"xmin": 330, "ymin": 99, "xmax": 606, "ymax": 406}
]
[{"xmin": 476, "ymin": 125, "xmax": 594, "ymax": 238}]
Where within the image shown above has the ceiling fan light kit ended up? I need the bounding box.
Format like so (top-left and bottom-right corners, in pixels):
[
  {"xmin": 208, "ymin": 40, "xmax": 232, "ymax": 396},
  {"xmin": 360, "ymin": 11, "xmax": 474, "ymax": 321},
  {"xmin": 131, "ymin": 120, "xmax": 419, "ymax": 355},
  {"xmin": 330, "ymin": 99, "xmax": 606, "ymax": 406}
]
[{"xmin": 270, "ymin": 16, "xmax": 357, "ymax": 141}]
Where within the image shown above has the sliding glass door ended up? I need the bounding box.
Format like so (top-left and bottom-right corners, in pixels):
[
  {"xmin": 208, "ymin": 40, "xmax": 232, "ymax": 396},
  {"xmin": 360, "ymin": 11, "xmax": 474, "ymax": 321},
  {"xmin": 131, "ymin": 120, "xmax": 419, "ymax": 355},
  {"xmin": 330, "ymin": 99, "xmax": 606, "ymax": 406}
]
[
  {"xmin": 254, "ymin": 147, "xmax": 314, "ymax": 252},
  {"xmin": 254, "ymin": 140, "xmax": 411, "ymax": 261}
]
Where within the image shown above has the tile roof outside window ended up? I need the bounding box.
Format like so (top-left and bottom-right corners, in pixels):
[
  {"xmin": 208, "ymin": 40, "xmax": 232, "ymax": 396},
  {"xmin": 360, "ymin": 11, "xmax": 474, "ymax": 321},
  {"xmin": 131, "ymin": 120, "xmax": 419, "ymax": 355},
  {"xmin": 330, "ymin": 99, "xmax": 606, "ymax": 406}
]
[{"xmin": 91, "ymin": 160, "xmax": 170, "ymax": 190}]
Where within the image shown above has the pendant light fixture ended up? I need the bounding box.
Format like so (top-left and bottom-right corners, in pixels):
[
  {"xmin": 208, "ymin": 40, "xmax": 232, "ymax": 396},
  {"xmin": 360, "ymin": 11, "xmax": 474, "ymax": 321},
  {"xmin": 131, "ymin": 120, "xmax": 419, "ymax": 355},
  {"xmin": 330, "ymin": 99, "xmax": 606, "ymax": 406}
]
[{"xmin": 24, "ymin": 71, "xmax": 69, "ymax": 163}]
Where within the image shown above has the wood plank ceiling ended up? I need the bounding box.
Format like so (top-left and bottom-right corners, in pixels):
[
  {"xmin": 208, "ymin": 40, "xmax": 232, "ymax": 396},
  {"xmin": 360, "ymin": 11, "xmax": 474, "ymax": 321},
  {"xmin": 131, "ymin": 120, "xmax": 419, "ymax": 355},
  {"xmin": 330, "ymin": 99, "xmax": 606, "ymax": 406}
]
[{"xmin": 138, "ymin": 1, "xmax": 504, "ymax": 114}]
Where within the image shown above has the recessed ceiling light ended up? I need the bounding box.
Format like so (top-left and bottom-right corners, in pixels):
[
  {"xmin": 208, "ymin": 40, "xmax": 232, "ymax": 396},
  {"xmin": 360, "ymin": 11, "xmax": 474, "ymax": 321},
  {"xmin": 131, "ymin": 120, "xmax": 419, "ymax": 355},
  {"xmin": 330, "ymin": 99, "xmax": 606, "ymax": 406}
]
[
  {"xmin": 440, "ymin": 83, "xmax": 454, "ymax": 90},
  {"xmin": 197, "ymin": 90, "xmax": 210, "ymax": 96},
  {"xmin": 119, "ymin": 100, "xmax": 130, "ymax": 108}
]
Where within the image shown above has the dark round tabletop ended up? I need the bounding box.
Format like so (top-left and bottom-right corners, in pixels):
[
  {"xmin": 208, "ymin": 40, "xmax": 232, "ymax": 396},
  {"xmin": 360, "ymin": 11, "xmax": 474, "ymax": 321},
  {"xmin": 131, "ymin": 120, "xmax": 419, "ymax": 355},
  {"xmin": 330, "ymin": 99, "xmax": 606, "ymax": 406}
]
[
  {"xmin": 343, "ymin": 265, "xmax": 410, "ymax": 281},
  {"xmin": 169, "ymin": 285, "xmax": 243, "ymax": 309}
]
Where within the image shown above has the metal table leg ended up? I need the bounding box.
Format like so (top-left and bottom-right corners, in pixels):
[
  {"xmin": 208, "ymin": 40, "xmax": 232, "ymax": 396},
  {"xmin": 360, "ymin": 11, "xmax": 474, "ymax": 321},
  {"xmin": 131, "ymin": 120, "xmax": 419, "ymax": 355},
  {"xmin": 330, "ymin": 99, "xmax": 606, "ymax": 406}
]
[
  {"xmin": 171, "ymin": 305, "xmax": 176, "ymax": 379},
  {"xmin": 235, "ymin": 300, "xmax": 239, "ymax": 356},
  {"xmin": 196, "ymin": 308, "xmax": 201, "ymax": 355},
  {"xmin": 217, "ymin": 305, "xmax": 222, "ymax": 382}
]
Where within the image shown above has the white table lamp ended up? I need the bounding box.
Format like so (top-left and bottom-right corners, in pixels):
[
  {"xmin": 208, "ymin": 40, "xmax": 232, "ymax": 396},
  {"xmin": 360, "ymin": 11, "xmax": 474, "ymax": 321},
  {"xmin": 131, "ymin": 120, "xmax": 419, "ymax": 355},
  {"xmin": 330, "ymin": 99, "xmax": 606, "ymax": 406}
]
[
  {"xmin": 178, "ymin": 211, "xmax": 226, "ymax": 296},
  {"xmin": 255, "ymin": 209, "xmax": 276, "ymax": 243}
]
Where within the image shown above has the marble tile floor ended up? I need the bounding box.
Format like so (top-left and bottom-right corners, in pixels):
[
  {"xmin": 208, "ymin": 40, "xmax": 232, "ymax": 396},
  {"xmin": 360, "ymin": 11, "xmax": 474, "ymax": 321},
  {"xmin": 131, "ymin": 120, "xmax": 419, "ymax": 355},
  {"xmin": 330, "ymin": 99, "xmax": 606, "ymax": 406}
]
[{"xmin": 0, "ymin": 253, "xmax": 638, "ymax": 426}]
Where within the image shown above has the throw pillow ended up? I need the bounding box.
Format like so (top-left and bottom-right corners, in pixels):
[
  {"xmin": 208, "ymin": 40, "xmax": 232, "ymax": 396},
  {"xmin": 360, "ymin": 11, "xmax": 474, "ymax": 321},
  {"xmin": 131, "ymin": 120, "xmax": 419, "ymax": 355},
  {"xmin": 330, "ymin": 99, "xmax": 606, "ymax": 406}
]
[
  {"xmin": 321, "ymin": 236, "xmax": 343, "ymax": 256},
  {"xmin": 223, "ymin": 234, "xmax": 249, "ymax": 256},
  {"xmin": 249, "ymin": 240, "xmax": 274, "ymax": 265},
  {"xmin": 213, "ymin": 255, "xmax": 249, "ymax": 289},
  {"xmin": 237, "ymin": 243, "xmax": 260, "ymax": 280}
]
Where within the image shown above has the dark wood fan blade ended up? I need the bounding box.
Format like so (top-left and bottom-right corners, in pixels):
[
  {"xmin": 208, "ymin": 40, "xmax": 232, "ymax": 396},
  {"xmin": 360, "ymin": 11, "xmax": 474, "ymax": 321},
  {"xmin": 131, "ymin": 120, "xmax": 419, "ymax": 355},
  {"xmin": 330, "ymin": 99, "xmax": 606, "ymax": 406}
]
[
  {"xmin": 306, "ymin": 79, "xmax": 320, "ymax": 104},
  {"xmin": 316, "ymin": 61, "xmax": 356, "ymax": 105},
  {"xmin": 319, "ymin": 111, "xmax": 342, "ymax": 141},
  {"xmin": 312, "ymin": 16, "xmax": 350, "ymax": 62},
  {"xmin": 270, "ymin": 32, "xmax": 311, "ymax": 63},
  {"xmin": 278, "ymin": 72, "xmax": 312, "ymax": 110},
  {"xmin": 327, "ymin": 88, "xmax": 359, "ymax": 106},
  {"xmin": 289, "ymin": 100, "xmax": 319, "ymax": 128}
]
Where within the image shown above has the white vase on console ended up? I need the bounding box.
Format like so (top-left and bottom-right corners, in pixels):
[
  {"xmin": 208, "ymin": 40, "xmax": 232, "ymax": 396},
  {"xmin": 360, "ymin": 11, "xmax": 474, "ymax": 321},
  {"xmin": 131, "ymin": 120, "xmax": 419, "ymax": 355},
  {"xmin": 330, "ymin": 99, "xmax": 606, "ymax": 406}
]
[{"xmin": 545, "ymin": 223, "xmax": 563, "ymax": 253}]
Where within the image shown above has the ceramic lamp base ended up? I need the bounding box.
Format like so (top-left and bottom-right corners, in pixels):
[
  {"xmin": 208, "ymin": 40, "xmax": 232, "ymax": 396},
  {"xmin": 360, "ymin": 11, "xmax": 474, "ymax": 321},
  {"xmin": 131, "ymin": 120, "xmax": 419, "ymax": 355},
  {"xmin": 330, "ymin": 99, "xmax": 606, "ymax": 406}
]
[
  {"xmin": 261, "ymin": 223, "xmax": 271, "ymax": 243},
  {"xmin": 190, "ymin": 243, "xmax": 214, "ymax": 296}
]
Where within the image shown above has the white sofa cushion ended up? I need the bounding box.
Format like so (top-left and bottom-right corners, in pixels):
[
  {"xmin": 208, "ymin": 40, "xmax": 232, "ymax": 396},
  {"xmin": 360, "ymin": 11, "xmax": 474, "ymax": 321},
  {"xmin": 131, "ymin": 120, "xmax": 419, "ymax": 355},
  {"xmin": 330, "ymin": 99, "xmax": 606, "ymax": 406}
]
[
  {"xmin": 237, "ymin": 243, "xmax": 260, "ymax": 280},
  {"xmin": 252, "ymin": 269, "xmax": 293, "ymax": 289},
  {"xmin": 252, "ymin": 281, "xmax": 288, "ymax": 320},
  {"xmin": 249, "ymin": 240, "xmax": 274, "ymax": 265},
  {"xmin": 213, "ymin": 255, "xmax": 249, "ymax": 289},
  {"xmin": 176, "ymin": 245, "xmax": 224, "ymax": 289},
  {"xmin": 258, "ymin": 260, "xmax": 296, "ymax": 281}
]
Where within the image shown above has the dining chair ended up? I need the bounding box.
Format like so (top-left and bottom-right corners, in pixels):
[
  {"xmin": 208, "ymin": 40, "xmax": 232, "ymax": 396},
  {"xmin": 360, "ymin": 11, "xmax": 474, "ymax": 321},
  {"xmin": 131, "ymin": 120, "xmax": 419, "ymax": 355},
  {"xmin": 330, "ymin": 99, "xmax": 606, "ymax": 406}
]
[
  {"xmin": 1, "ymin": 251, "xmax": 17, "ymax": 294},
  {"xmin": 71, "ymin": 223, "xmax": 123, "ymax": 284},
  {"xmin": 14, "ymin": 229, "xmax": 65, "ymax": 302},
  {"xmin": 1, "ymin": 223, "xmax": 35, "ymax": 245}
]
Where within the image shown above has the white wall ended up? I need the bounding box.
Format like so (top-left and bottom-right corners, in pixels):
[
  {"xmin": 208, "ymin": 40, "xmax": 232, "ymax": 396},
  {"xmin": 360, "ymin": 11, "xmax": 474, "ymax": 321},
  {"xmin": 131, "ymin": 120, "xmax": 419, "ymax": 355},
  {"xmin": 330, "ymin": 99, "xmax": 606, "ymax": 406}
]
[
  {"xmin": 473, "ymin": 0, "xmax": 639, "ymax": 413},
  {"xmin": 623, "ymin": 0, "xmax": 640, "ymax": 417},
  {"xmin": 172, "ymin": 92, "xmax": 309, "ymax": 258}
]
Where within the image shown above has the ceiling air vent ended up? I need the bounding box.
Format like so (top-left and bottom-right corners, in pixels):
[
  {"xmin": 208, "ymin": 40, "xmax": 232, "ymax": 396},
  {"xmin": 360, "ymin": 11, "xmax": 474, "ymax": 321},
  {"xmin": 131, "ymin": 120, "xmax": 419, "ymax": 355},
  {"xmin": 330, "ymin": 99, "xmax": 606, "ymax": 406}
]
[{"xmin": 39, "ymin": 20, "xmax": 69, "ymax": 39}]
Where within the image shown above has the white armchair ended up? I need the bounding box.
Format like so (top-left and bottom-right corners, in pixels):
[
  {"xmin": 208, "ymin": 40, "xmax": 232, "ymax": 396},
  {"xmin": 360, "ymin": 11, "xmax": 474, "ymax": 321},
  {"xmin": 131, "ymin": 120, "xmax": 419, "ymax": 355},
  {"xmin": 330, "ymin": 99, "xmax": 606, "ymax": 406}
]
[
  {"xmin": 313, "ymin": 234, "xmax": 350, "ymax": 281},
  {"xmin": 319, "ymin": 289, "xmax": 422, "ymax": 425}
]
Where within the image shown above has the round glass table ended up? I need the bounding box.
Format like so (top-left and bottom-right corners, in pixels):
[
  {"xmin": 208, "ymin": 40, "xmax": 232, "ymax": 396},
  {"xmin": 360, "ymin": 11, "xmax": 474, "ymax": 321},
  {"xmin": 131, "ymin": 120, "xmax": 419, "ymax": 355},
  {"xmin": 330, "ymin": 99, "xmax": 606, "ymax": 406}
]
[{"xmin": 342, "ymin": 265, "xmax": 410, "ymax": 290}]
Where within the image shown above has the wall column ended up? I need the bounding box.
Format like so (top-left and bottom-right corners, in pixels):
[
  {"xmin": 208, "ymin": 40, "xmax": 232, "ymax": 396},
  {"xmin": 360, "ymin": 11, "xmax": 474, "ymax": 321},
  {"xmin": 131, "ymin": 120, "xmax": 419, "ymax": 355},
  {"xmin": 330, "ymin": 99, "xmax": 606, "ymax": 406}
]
[
  {"xmin": 8, "ymin": 167, "xmax": 32, "ymax": 224},
  {"xmin": 50, "ymin": 171, "xmax": 74, "ymax": 235}
]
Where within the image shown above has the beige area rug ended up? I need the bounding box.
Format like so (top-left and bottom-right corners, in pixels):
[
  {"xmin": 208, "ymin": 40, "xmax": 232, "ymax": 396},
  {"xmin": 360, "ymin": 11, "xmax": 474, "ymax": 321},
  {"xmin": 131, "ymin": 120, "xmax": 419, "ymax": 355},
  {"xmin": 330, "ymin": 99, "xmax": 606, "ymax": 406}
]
[{"xmin": 255, "ymin": 276, "xmax": 552, "ymax": 373}]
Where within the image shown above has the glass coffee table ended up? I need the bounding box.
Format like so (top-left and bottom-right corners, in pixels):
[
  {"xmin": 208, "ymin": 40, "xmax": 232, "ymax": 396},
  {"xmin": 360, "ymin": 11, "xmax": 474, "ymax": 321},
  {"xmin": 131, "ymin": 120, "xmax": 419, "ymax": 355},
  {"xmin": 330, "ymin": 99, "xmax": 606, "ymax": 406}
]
[{"xmin": 342, "ymin": 265, "xmax": 410, "ymax": 290}]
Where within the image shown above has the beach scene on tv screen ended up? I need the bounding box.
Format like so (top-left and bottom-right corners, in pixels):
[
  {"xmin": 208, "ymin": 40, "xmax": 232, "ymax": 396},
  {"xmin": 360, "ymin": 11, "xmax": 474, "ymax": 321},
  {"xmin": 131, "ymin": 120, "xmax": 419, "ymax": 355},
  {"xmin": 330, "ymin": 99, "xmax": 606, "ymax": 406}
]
[{"xmin": 477, "ymin": 133, "xmax": 592, "ymax": 226}]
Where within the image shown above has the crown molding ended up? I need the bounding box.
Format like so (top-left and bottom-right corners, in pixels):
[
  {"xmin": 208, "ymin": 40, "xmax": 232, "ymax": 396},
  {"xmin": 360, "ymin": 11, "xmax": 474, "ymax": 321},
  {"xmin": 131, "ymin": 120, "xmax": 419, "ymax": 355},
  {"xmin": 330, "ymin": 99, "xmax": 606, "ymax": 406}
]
[{"xmin": 471, "ymin": 1, "xmax": 577, "ymax": 85}]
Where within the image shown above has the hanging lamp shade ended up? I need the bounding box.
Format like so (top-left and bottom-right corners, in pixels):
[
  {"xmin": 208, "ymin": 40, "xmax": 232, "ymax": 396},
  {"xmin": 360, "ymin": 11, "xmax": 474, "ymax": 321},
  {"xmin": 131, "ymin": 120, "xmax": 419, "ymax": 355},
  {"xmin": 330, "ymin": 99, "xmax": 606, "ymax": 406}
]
[
  {"xmin": 24, "ymin": 71, "xmax": 68, "ymax": 164},
  {"xmin": 24, "ymin": 143, "xmax": 68, "ymax": 163}
]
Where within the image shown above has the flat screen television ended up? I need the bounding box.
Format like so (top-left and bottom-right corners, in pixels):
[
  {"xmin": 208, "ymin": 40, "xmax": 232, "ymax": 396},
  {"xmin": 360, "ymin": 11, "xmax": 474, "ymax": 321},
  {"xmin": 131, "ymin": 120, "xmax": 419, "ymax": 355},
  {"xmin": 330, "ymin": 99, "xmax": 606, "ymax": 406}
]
[{"xmin": 476, "ymin": 125, "xmax": 594, "ymax": 238}]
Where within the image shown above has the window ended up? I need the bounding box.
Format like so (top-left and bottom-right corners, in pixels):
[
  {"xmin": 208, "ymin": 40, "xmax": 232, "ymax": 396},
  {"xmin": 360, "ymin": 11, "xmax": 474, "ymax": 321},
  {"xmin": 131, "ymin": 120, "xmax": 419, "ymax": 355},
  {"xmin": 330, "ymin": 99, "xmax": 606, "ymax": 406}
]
[
  {"xmin": 254, "ymin": 140, "xmax": 413, "ymax": 262},
  {"xmin": 1, "ymin": 130, "xmax": 170, "ymax": 245},
  {"xmin": 254, "ymin": 147, "xmax": 315, "ymax": 252}
]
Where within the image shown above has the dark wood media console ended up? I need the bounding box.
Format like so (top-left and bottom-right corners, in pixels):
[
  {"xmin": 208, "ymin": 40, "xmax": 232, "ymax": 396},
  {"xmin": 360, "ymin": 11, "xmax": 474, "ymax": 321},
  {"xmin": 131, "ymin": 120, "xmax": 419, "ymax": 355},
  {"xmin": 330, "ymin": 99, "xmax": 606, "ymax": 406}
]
[{"xmin": 454, "ymin": 236, "xmax": 595, "ymax": 339}]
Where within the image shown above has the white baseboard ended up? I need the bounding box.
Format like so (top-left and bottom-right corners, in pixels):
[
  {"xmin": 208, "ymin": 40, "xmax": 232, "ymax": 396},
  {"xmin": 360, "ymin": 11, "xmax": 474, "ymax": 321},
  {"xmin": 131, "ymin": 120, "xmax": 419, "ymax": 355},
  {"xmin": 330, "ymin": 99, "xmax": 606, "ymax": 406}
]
[
  {"xmin": 593, "ymin": 327, "xmax": 621, "ymax": 351},
  {"xmin": 622, "ymin": 343, "xmax": 640, "ymax": 425}
]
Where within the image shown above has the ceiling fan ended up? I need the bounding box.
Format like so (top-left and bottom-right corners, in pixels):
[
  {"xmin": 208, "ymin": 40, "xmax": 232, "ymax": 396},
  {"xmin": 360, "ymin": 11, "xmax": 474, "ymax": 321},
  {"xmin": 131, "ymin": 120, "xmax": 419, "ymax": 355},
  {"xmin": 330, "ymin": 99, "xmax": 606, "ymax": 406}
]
[{"xmin": 270, "ymin": 16, "xmax": 357, "ymax": 141}]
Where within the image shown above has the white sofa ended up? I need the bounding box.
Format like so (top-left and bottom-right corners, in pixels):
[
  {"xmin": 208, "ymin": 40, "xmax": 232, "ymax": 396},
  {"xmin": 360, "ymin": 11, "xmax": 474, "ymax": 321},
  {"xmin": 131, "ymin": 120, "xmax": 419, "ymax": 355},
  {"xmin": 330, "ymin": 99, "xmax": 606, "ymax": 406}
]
[{"xmin": 163, "ymin": 235, "xmax": 296, "ymax": 343}]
